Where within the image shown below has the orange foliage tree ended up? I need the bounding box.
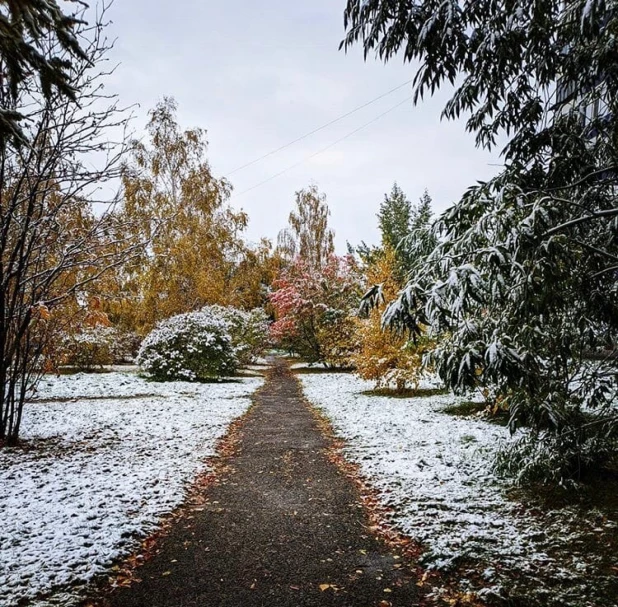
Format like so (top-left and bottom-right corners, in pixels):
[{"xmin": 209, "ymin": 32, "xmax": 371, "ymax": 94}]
[
  {"xmin": 353, "ymin": 248, "xmax": 431, "ymax": 390},
  {"xmin": 109, "ymin": 99, "xmax": 274, "ymax": 334}
]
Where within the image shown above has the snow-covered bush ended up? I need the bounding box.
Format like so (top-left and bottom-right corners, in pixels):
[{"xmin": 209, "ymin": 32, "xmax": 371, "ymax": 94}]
[
  {"xmin": 57, "ymin": 326, "xmax": 141, "ymax": 371},
  {"xmin": 137, "ymin": 310, "xmax": 237, "ymax": 381},
  {"xmin": 203, "ymin": 305, "xmax": 270, "ymax": 365},
  {"xmin": 495, "ymin": 411, "xmax": 618, "ymax": 487},
  {"xmin": 57, "ymin": 326, "xmax": 117, "ymax": 371},
  {"xmin": 112, "ymin": 330, "xmax": 142, "ymax": 364}
]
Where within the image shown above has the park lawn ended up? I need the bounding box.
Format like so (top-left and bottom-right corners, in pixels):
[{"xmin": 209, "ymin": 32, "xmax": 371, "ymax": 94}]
[{"xmin": 0, "ymin": 371, "xmax": 263, "ymax": 607}]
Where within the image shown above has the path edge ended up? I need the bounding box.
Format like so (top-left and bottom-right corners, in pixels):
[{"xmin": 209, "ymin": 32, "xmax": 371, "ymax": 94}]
[
  {"xmin": 291, "ymin": 368, "xmax": 488, "ymax": 607},
  {"xmin": 81, "ymin": 376, "xmax": 269, "ymax": 607}
]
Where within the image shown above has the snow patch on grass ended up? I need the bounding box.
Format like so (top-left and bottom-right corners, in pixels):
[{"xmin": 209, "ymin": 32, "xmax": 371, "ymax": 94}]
[
  {"xmin": 33, "ymin": 370, "xmax": 170, "ymax": 400},
  {"xmin": 301, "ymin": 372, "xmax": 618, "ymax": 606},
  {"xmin": 1, "ymin": 372, "xmax": 262, "ymax": 607}
]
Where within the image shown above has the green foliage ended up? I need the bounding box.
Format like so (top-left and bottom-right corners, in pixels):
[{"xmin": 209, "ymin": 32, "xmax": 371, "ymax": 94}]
[
  {"xmin": 495, "ymin": 413, "xmax": 618, "ymax": 487},
  {"xmin": 378, "ymin": 183, "xmax": 412, "ymax": 253},
  {"xmin": 343, "ymin": 0, "xmax": 618, "ymax": 484},
  {"xmin": 374, "ymin": 184, "xmax": 436, "ymax": 276},
  {"xmin": 203, "ymin": 305, "xmax": 270, "ymax": 366},
  {"xmin": 0, "ymin": 0, "xmax": 88, "ymax": 142},
  {"xmin": 137, "ymin": 310, "xmax": 237, "ymax": 382}
]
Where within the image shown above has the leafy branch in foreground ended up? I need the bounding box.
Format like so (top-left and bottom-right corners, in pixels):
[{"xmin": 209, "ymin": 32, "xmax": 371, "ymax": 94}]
[
  {"xmin": 343, "ymin": 0, "xmax": 618, "ymax": 483},
  {"xmin": 0, "ymin": 0, "xmax": 89, "ymax": 142}
]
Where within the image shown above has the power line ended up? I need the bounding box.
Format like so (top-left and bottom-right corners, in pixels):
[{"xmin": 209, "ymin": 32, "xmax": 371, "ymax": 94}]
[
  {"xmin": 233, "ymin": 94, "xmax": 413, "ymax": 199},
  {"xmin": 227, "ymin": 79, "xmax": 413, "ymax": 176}
]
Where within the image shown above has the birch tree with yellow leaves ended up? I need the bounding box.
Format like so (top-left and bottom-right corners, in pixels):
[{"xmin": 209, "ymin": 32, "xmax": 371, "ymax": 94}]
[{"xmin": 113, "ymin": 98, "xmax": 256, "ymax": 334}]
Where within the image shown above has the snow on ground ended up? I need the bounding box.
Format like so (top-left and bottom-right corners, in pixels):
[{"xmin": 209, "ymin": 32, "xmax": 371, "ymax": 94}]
[
  {"xmin": 32, "ymin": 370, "xmax": 165, "ymax": 400},
  {"xmin": 300, "ymin": 372, "xmax": 618, "ymax": 606},
  {"xmin": 1, "ymin": 371, "xmax": 263, "ymax": 607},
  {"xmin": 288, "ymin": 361, "xmax": 328, "ymax": 370}
]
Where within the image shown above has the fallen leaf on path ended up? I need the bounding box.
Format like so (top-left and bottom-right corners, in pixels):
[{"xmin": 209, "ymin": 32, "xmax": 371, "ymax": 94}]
[
  {"xmin": 161, "ymin": 571, "xmax": 171, "ymax": 576},
  {"xmin": 319, "ymin": 583, "xmax": 332, "ymax": 591}
]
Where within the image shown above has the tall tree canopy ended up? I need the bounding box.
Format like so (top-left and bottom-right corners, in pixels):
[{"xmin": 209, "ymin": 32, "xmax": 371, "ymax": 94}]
[
  {"xmin": 115, "ymin": 98, "xmax": 249, "ymax": 333},
  {"xmin": 343, "ymin": 0, "xmax": 618, "ymax": 483},
  {"xmin": 277, "ymin": 185, "xmax": 335, "ymax": 268}
]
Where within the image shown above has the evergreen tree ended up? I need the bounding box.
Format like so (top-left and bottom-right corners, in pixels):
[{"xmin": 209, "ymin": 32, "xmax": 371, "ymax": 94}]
[
  {"xmin": 377, "ymin": 183, "xmax": 411, "ymax": 252},
  {"xmin": 400, "ymin": 189, "xmax": 437, "ymax": 274},
  {"xmin": 0, "ymin": 0, "xmax": 87, "ymax": 142},
  {"xmin": 411, "ymin": 190, "xmax": 432, "ymax": 232}
]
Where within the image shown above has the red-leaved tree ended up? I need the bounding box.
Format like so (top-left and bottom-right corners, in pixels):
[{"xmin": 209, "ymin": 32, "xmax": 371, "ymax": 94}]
[{"xmin": 269, "ymin": 255, "xmax": 362, "ymax": 367}]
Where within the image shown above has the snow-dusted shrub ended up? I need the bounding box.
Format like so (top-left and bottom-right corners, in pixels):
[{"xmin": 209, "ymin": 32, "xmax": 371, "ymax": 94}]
[
  {"xmin": 495, "ymin": 410, "xmax": 618, "ymax": 487},
  {"xmin": 203, "ymin": 305, "xmax": 270, "ymax": 365},
  {"xmin": 137, "ymin": 310, "xmax": 237, "ymax": 381},
  {"xmin": 57, "ymin": 326, "xmax": 117, "ymax": 371},
  {"xmin": 57, "ymin": 327, "xmax": 142, "ymax": 370},
  {"xmin": 112, "ymin": 330, "xmax": 142, "ymax": 364}
]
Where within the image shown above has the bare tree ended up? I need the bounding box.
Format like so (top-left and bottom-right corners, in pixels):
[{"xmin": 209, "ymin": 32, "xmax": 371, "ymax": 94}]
[{"xmin": 0, "ymin": 2, "xmax": 138, "ymax": 444}]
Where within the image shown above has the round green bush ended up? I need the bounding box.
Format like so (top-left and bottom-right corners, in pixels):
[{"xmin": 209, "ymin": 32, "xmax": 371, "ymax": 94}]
[
  {"xmin": 137, "ymin": 310, "xmax": 237, "ymax": 381},
  {"xmin": 203, "ymin": 305, "xmax": 270, "ymax": 365}
]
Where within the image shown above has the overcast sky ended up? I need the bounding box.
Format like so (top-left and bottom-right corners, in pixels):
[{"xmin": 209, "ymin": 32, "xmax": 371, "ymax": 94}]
[{"xmin": 106, "ymin": 0, "xmax": 502, "ymax": 251}]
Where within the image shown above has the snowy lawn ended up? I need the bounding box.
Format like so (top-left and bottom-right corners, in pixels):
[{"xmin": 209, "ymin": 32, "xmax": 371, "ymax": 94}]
[
  {"xmin": 300, "ymin": 372, "xmax": 618, "ymax": 607},
  {"xmin": 0, "ymin": 371, "xmax": 263, "ymax": 607}
]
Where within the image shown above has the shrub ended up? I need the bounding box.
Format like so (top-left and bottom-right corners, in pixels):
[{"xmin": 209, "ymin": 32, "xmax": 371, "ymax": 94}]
[
  {"xmin": 112, "ymin": 330, "xmax": 143, "ymax": 364},
  {"xmin": 57, "ymin": 326, "xmax": 117, "ymax": 371},
  {"xmin": 55, "ymin": 326, "xmax": 143, "ymax": 371},
  {"xmin": 137, "ymin": 310, "xmax": 237, "ymax": 381},
  {"xmin": 353, "ymin": 248, "xmax": 431, "ymax": 390},
  {"xmin": 203, "ymin": 305, "xmax": 270, "ymax": 365},
  {"xmin": 353, "ymin": 314, "xmax": 429, "ymax": 390},
  {"xmin": 495, "ymin": 410, "xmax": 618, "ymax": 487}
]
